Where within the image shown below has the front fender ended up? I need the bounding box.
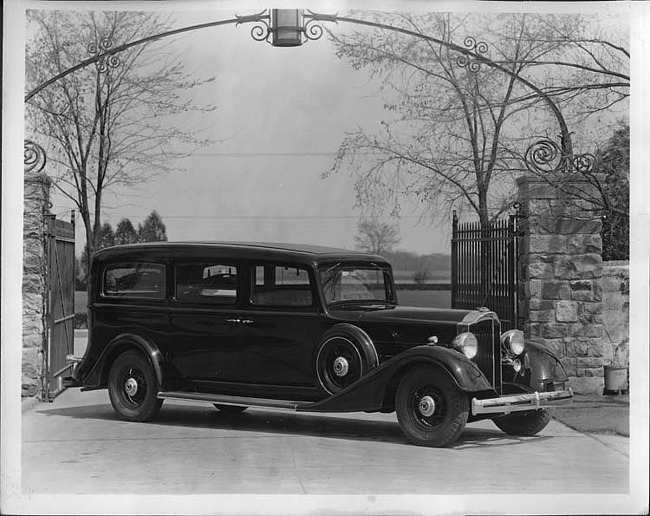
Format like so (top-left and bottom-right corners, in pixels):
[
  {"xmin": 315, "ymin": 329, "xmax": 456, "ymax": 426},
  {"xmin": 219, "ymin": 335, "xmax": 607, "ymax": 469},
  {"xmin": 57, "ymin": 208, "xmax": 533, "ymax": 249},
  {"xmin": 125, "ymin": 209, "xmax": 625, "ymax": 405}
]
[
  {"xmin": 303, "ymin": 345, "xmax": 495, "ymax": 413},
  {"xmin": 80, "ymin": 333, "xmax": 165, "ymax": 391},
  {"xmin": 521, "ymin": 339, "xmax": 569, "ymax": 391}
]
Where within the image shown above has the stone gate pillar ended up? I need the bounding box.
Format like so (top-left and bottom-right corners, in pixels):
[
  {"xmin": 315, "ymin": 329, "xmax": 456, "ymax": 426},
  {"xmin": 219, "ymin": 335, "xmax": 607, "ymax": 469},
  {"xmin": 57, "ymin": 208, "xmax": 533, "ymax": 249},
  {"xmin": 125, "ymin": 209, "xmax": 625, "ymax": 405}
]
[
  {"xmin": 517, "ymin": 175, "xmax": 605, "ymax": 394},
  {"xmin": 22, "ymin": 169, "xmax": 52, "ymax": 398}
]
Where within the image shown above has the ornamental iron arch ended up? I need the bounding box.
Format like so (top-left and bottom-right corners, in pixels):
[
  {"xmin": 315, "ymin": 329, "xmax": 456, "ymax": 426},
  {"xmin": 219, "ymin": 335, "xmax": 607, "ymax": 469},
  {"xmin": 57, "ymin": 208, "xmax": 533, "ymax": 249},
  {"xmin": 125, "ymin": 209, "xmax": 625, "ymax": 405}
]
[{"xmin": 24, "ymin": 9, "xmax": 594, "ymax": 176}]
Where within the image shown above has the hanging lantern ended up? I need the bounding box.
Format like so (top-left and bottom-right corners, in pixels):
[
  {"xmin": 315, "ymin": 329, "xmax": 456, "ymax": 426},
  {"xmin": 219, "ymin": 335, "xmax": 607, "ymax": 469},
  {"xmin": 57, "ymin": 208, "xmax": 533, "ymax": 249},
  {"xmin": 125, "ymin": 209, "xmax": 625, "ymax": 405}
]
[{"xmin": 270, "ymin": 9, "xmax": 303, "ymax": 47}]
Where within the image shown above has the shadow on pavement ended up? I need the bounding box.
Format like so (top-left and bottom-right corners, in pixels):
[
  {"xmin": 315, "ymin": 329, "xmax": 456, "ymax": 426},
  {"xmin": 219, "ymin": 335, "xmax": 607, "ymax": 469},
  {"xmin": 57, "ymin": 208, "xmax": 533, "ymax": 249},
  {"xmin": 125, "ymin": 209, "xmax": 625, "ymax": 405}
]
[{"xmin": 36, "ymin": 402, "xmax": 550, "ymax": 449}]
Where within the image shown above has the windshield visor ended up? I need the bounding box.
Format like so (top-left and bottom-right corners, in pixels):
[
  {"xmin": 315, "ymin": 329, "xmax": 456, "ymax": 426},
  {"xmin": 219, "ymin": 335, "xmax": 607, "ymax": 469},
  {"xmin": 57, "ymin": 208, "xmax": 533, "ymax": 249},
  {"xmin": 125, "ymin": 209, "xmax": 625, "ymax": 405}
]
[{"xmin": 318, "ymin": 263, "xmax": 395, "ymax": 306}]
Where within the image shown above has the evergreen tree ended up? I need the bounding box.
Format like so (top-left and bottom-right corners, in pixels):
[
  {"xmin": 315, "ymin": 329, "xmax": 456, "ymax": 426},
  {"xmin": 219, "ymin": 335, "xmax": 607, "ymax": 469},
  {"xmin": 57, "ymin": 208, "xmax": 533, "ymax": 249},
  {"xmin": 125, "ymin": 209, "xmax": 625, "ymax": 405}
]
[
  {"xmin": 97, "ymin": 222, "xmax": 116, "ymax": 248},
  {"xmin": 138, "ymin": 211, "xmax": 168, "ymax": 242},
  {"xmin": 598, "ymin": 124, "xmax": 629, "ymax": 261},
  {"xmin": 115, "ymin": 218, "xmax": 139, "ymax": 245}
]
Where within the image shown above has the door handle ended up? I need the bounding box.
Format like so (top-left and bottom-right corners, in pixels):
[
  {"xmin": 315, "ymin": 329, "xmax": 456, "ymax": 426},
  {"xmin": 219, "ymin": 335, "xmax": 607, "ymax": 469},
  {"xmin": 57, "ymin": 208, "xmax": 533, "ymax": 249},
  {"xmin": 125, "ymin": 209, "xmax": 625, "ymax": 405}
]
[{"xmin": 226, "ymin": 318, "xmax": 254, "ymax": 325}]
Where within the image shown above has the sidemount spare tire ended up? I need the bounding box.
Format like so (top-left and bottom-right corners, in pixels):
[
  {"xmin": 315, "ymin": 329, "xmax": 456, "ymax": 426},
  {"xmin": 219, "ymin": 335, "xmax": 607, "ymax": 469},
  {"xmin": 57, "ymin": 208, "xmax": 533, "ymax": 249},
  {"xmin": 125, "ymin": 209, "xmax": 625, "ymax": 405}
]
[{"xmin": 316, "ymin": 324, "xmax": 379, "ymax": 395}]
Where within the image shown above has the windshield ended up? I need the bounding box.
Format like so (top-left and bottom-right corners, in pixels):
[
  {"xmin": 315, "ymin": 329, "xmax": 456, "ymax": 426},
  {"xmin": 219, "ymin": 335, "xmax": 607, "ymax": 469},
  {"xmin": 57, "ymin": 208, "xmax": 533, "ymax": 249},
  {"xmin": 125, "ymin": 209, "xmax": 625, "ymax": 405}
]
[{"xmin": 318, "ymin": 263, "xmax": 395, "ymax": 306}]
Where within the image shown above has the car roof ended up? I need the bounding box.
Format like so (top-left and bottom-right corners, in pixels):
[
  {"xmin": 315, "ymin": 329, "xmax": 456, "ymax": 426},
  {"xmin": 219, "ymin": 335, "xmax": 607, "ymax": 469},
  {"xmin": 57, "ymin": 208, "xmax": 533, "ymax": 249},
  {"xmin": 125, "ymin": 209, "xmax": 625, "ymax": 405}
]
[{"xmin": 93, "ymin": 241, "xmax": 390, "ymax": 265}]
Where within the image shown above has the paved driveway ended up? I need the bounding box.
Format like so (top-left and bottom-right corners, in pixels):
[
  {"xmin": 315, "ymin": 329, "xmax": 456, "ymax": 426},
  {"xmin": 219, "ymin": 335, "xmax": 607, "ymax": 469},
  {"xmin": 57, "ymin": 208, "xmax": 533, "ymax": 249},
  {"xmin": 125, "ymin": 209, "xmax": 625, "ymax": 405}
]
[{"xmin": 21, "ymin": 387, "xmax": 629, "ymax": 497}]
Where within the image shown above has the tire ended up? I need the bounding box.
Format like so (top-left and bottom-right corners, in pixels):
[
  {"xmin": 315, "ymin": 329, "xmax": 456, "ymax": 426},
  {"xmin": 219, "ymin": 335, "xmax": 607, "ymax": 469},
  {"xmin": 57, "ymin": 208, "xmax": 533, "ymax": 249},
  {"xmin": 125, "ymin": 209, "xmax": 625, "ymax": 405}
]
[
  {"xmin": 316, "ymin": 325, "xmax": 378, "ymax": 395},
  {"xmin": 395, "ymin": 365, "xmax": 469, "ymax": 447},
  {"xmin": 108, "ymin": 350, "xmax": 163, "ymax": 422},
  {"xmin": 492, "ymin": 409, "xmax": 553, "ymax": 436},
  {"xmin": 213, "ymin": 404, "xmax": 248, "ymax": 414}
]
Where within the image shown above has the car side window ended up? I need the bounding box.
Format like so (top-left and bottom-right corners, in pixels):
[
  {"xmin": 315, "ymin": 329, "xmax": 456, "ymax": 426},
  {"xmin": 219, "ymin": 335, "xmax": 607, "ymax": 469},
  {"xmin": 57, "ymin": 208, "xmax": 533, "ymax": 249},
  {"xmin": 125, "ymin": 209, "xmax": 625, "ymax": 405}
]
[
  {"xmin": 103, "ymin": 263, "xmax": 166, "ymax": 299},
  {"xmin": 251, "ymin": 265, "xmax": 313, "ymax": 307},
  {"xmin": 175, "ymin": 263, "xmax": 238, "ymax": 305}
]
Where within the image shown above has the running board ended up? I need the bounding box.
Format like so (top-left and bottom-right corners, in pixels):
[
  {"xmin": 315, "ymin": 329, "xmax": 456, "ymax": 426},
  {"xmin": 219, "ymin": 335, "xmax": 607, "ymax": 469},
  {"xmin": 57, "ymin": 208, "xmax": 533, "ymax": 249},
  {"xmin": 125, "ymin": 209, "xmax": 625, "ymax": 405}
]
[{"xmin": 157, "ymin": 391, "xmax": 309, "ymax": 411}]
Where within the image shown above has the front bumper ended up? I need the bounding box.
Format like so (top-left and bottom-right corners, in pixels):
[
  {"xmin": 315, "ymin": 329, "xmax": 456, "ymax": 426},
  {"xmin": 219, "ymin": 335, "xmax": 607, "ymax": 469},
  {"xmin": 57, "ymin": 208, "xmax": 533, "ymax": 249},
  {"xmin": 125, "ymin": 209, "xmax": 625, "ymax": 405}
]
[{"xmin": 471, "ymin": 388, "xmax": 573, "ymax": 416}]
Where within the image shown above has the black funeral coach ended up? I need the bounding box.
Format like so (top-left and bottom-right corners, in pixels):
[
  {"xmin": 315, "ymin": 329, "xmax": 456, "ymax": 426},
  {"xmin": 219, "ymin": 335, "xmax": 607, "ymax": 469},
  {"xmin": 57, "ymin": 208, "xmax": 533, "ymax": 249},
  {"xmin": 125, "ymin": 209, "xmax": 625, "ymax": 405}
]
[{"xmin": 66, "ymin": 242, "xmax": 573, "ymax": 447}]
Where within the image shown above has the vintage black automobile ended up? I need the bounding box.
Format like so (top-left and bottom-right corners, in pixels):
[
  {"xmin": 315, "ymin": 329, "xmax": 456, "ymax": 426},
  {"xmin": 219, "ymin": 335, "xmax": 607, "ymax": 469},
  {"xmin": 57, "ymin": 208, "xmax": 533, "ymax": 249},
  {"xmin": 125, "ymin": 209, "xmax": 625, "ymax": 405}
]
[{"xmin": 66, "ymin": 242, "xmax": 572, "ymax": 447}]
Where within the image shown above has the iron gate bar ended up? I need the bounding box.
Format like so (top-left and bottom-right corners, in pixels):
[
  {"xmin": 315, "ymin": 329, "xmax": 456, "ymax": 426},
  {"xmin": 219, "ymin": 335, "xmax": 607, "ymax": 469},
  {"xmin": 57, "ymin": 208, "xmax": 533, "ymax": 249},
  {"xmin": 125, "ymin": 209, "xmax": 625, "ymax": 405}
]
[
  {"xmin": 44, "ymin": 213, "xmax": 75, "ymax": 400},
  {"xmin": 451, "ymin": 212, "xmax": 520, "ymax": 330}
]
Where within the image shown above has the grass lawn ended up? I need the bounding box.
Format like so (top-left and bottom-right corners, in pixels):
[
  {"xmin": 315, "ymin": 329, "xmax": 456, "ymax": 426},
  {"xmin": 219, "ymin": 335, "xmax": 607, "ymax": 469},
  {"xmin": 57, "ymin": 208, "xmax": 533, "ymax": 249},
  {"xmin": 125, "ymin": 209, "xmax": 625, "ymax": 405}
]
[
  {"xmin": 397, "ymin": 289, "xmax": 451, "ymax": 309},
  {"xmin": 553, "ymin": 396, "xmax": 630, "ymax": 436}
]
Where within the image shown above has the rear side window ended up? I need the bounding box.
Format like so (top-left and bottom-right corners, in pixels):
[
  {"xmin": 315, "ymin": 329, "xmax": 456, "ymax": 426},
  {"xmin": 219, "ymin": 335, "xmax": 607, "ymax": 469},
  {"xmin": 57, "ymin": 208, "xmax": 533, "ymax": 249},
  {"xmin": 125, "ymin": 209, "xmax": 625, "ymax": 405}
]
[
  {"xmin": 251, "ymin": 265, "xmax": 313, "ymax": 307},
  {"xmin": 103, "ymin": 263, "xmax": 166, "ymax": 299},
  {"xmin": 175, "ymin": 263, "xmax": 238, "ymax": 305}
]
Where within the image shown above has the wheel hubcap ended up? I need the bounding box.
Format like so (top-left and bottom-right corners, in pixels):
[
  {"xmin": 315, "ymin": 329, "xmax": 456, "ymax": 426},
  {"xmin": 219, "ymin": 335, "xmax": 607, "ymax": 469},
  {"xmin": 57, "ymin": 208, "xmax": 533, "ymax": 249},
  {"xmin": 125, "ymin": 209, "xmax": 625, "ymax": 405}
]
[
  {"xmin": 418, "ymin": 395, "xmax": 436, "ymax": 417},
  {"xmin": 124, "ymin": 377, "xmax": 139, "ymax": 397},
  {"xmin": 333, "ymin": 356, "xmax": 349, "ymax": 377}
]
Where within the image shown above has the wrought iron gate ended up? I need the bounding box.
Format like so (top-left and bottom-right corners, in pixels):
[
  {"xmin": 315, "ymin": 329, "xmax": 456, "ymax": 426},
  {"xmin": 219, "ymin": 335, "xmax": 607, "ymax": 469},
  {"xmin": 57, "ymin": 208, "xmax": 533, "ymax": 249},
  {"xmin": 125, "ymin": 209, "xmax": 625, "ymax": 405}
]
[
  {"xmin": 451, "ymin": 211, "xmax": 521, "ymax": 330},
  {"xmin": 44, "ymin": 214, "xmax": 75, "ymax": 400}
]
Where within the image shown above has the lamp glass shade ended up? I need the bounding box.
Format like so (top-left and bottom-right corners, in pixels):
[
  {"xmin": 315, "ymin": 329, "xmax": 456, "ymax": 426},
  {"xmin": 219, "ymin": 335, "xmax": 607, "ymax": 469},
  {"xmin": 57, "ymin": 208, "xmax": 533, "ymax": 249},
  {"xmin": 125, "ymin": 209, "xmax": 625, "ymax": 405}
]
[{"xmin": 271, "ymin": 9, "xmax": 303, "ymax": 47}]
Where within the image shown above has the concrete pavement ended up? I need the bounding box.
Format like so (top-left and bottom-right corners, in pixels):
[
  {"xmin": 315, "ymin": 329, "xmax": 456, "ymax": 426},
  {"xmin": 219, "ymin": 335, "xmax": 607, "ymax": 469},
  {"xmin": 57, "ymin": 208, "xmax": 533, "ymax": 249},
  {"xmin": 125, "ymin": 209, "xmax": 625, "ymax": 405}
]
[{"xmin": 21, "ymin": 385, "xmax": 629, "ymax": 496}]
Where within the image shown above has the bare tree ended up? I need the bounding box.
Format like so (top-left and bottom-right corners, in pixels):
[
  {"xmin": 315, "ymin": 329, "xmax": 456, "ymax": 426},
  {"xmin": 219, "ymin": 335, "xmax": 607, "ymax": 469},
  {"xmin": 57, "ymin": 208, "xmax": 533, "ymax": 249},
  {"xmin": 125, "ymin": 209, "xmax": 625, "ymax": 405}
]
[
  {"xmin": 327, "ymin": 12, "xmax": 628, "ymax": 229},
  {"xmin": 25, "ymin": 10, "xmax": 216, "ymax": 279},
  {"xmin": 354, "ymin": 218, "xmax": 401, "ymax": 255},
  {"xmin": 502, "ymin": 13, "xmax": 629, "ymax": 122}
]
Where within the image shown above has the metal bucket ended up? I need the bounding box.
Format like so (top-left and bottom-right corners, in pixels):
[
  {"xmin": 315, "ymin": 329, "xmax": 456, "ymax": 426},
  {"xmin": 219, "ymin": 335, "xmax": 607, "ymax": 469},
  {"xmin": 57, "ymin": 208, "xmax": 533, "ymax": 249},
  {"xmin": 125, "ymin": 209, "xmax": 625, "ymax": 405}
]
[{"xmin": 603, "ymin": 365, "xmax": 628, "ymax": 394}]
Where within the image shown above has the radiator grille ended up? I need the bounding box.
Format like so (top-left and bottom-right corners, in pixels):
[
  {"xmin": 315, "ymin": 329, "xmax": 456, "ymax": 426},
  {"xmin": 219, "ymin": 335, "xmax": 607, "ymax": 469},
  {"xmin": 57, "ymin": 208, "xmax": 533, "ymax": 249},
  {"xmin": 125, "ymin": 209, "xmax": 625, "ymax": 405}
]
[{"xmin": 468, "ymin": 319, "xmax": 501, "ymax": 391}]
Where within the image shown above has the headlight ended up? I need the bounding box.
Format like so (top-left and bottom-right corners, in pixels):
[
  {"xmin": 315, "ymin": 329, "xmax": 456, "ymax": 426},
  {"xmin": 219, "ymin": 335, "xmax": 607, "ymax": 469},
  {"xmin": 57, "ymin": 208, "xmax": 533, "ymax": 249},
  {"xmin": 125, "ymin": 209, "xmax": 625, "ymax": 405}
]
[
  {"xmin": 501, "ymin": 329, "xmax": 525, "ymax": 355},
  {"xmin": 452, "ymin": 332, "xmax": 478, "ymax": 359}
]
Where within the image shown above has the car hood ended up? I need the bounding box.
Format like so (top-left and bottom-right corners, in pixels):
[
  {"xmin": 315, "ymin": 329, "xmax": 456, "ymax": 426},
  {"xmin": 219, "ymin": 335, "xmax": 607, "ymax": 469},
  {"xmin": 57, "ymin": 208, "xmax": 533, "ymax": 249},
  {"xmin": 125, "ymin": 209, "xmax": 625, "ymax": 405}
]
[{"xmin": 329, "ymin": 305, "xmax": 474, "ymax": 325}]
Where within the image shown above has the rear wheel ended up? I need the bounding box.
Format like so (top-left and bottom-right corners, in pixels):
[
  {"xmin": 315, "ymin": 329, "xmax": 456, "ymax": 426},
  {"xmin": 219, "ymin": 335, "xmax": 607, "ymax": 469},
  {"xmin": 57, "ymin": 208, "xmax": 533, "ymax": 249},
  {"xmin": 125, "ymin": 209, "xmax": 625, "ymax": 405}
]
[
  {"xmin": 493, "ymin": 409, "xmax": 553, "ymax": 436},
  {"xmin": 316, "ymin": 325, "xmax": 378, "ymax": 395},
  {"xmin": 213, "ymin": 404, "xmax": 248, "ymax": 414},
  {"xmin": 395, "ymin": 366, "xmax": 469, "ymax": 447},
  {"xmin": 108, "ymin": 350, "xmax": 162, "ymax": 422}
]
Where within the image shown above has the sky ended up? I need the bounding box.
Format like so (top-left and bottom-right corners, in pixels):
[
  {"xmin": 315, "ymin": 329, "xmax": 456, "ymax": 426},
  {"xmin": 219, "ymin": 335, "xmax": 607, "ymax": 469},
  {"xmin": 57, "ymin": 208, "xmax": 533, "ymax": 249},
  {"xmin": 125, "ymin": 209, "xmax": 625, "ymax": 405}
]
[
  {"xmin": 29, "ymin": 3, "xmax": 630, "ymax": 257},
  {"xmin": 46, "ymin": 7, "xmax": 452, "ymax": 255}
]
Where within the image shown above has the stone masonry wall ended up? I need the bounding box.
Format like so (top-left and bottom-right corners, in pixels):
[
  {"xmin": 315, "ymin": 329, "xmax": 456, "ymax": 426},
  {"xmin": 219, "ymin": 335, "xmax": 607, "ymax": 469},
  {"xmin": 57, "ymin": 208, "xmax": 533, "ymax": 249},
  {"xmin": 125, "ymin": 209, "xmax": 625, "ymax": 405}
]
[
  {"xmin": 22, "ymin": 171, "xmax": 52, "ymax": 398},
  {"xmin": 602, "ymin": 261, "xmax": 629, "ymax": 367},
  {"xmin": 517, "ymin": 176, "xmax": 604, "ymax": 394}
]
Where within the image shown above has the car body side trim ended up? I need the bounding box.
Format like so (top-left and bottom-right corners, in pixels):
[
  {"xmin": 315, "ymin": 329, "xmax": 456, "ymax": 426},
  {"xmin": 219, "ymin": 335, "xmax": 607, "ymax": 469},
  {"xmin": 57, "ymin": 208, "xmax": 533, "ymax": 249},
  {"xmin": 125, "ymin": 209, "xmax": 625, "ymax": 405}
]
[{"xmin": 158, "ymin": 391, "xmax": 304, "ymax": 410}]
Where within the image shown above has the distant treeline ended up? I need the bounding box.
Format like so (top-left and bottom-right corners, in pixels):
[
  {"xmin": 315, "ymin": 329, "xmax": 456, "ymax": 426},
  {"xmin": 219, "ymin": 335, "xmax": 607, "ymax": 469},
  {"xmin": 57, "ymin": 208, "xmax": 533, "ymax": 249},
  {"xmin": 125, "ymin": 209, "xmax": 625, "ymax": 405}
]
[{"xmin": 381, "ymin": 250, "xmax": 451, "ymax": 283}]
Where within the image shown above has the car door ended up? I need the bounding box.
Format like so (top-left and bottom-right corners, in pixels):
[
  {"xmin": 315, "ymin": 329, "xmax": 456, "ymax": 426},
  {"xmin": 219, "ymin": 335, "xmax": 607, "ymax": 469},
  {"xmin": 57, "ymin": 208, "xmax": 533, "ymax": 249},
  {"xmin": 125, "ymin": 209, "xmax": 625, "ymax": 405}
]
[
  {"xmin": 241, "ymin": 263, "xmax": 321, "ymax": 387},
  {"xmin": 168, "ymin": 261, "xmax": 246, "ymax": 384}
]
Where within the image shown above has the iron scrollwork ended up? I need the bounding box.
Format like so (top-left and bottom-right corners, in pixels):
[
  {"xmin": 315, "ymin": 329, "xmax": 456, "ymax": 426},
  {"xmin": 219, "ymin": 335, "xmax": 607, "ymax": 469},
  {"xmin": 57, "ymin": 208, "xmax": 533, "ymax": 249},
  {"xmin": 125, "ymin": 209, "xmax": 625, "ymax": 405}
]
[
  {"xmin": 24, "ymin": 140, "xmax": 47, "ymax": 174},
  {"xmin": 236, "ymin": 10, "xmax": 272, "ymax": 42},
  {"xmin": 524, "ymin": 138, "xmax": 596, "ymax": 175},
  {"xmin": 572, "ymin": 153, "xmax": 596, "ymax": 174},
  {"xmin": 524, "ymin": 138, "xmax": 566, "ymax": 174},
  {"xmin": 88, "ymin": 38, "xmax": 120, "ymax": 72},
  {"xmin": 236, "ymin": 10, "xmax": 333, "ymax": 46},
  {"xmin": 303, "ymin": 11, "xmax": 338, "ymax": 42},
  {"xmin": 457, "ymin": 36, "xmax": 489, "ymax": 72}
]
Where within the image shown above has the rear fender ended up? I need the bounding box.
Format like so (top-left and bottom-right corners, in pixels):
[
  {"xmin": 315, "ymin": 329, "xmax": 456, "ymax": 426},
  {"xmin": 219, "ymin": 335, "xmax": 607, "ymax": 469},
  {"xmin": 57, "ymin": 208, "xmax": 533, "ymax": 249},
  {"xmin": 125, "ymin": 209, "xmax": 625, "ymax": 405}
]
[
  {"xmin": 81, "ymin": 333, "xmax": 165, "ymax": 390},
  {"xmin": 303, "ymin": 345, "xmax": 494, "ymax": 413}
]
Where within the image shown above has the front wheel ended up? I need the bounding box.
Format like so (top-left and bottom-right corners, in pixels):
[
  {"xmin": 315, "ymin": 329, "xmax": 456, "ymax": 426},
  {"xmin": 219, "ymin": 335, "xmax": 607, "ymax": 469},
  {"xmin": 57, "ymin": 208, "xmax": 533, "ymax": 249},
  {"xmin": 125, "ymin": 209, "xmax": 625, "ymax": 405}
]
[
  {"xmin": 492, "ymin": 409, "xmax": 553, "ymax": 436},
  {"xmin": 395, "ymin": 366, "xmax": 469, "ymax": 447},
  {"xmin": 108, "ymin": 350, "xmax": 162, "ymax": 422}
]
